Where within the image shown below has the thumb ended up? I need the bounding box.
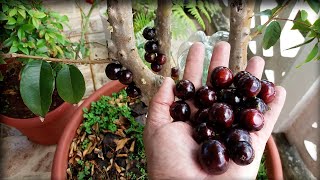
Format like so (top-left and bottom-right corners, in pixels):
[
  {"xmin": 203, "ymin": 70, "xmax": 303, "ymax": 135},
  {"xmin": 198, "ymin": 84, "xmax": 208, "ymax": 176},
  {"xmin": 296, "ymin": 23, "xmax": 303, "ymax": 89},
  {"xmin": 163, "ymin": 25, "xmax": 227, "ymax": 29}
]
[{"xmin": 145, "ymin": 77, "xmax": 175, "ymax": 136}]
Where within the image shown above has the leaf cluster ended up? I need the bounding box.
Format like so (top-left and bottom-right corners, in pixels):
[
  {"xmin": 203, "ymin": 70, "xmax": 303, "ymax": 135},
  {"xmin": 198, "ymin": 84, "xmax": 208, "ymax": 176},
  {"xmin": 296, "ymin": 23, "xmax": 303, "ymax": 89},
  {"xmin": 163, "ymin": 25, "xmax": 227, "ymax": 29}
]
[
  {"xmin": 0, "ymin": 0, "xmax": 87, "ymax": 117},
  {"xmin": 255, "ymin": 0, "xmax": 320, "ymax": 67}
]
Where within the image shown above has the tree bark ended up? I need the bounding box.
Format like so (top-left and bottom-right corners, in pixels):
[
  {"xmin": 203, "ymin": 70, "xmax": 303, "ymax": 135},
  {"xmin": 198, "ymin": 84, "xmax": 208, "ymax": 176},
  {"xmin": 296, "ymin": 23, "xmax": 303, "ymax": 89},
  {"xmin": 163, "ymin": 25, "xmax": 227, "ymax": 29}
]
[
  {"xmin": 107, "ymin": 0, "xmax": 162, "ymax": 104},
  {"xmin": 155, "ymin": 0, "xmax": 172, "ymax": 77},
  {"xmin": 228, "ymin": 0, "xmax": 255, "ymax": 73}
]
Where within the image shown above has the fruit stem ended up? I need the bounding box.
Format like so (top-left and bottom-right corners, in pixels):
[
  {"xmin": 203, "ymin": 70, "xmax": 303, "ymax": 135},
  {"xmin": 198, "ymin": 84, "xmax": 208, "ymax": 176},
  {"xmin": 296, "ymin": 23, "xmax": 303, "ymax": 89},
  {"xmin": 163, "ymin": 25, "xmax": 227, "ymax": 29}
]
[
  {"xmin": 155, "ymin": 0, "xmax": 172, "ymax": 77},
  {"xmin": 228, "ymin": 0, "xmax": 255, "ymax": 74}
]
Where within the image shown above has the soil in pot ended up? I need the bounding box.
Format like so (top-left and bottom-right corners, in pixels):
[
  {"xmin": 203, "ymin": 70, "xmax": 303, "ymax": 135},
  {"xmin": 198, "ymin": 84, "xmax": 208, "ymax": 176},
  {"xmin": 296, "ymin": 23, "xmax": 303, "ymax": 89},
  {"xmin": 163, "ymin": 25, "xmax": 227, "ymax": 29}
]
[
  {"xmin": 67, "ymin": 89, "xmax": 148, "ymax": 180},
  {"xmin": 0, "ymin": 61, "xmax": 64, "ymax": 118}
]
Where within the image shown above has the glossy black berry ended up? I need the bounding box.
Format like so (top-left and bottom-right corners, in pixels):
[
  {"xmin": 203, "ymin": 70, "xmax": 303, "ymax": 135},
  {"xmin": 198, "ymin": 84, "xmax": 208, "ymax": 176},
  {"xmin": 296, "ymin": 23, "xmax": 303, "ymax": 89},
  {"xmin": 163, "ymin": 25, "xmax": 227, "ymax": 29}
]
[
  {"xmin": 218, "ymin": 89, "xmax": 242, "ymax": 107},
  {"xmin": 233, "ymin": 71, "xmax": 250, "ymax": 87},
  {"xmin": 142, "ymin": 27, "xmax": 156, "ymax": 40},
  {"xmin": 174, "ymin": 80, "xmax": 195, "ymax": 100},
  {"xmin": 171, "ymin": 67, "xmax": 179, "ymax": 80},
  {"xmin": 155, "ymin": 53, "xmax": 167, "ymax": 65},
  {"xmin": 193, "ymin": 123, "xmax": 215, "ymax": 143},
  {"xmin": 169, "ymin": 100, "xmax": 191, "ymax": 122},
  {"xmin": 151, "ymin": 62, "xmax": 162, "ymax": 72},
  {"xmin": 240, "ymin": 109, "xmax": 264, "ymax": 131},
  {"xmin": 145, "ymin": 40, "xmax": 159, "ymax": 53},
  {"xmin": 198, "ymin": 140, "xmax": 229, "ymax": 175},
  {"xmin": 105, "ymin": 63, "xmax": 122, "ymax": 80},
  {"xmin": 210, "ymin": 66, "xmax": 234, "ymax": 89},
  {"xmin": 230, "ymin": 141, "xmax": 255, "ymax": 165},
  {"xmin": 126, "ymin": 84, "xmax": 141, "ymax": 98},
  {"xmin": 144, "ymin": 52, "xmax": 156, "ymax": 63},
  {"xmin": 194, "ymin": 85, "xmax": 217, "ymax": 109},
  {"xmin": 118, "ymin": 70, "xmax": 133, "ymax": 85},
  {"xmin": 236, "ymin": 75, "xmax": 261, "ymax": 97},
  {"xmin": 242, "ymin": 97, "xmax": 269, "ymax": 114},
  {"xmin": 192, "ymin": 108, "xmax": 209, "ymax": 125},
  {"xmin": 225, "ymin": 129, "xmax": 252, "ymax": 146},
  {"xmin": 209, "ymin": 103, "xmax": 234, "ymax": 129},
  {"xmin": 258, "ymin": 80, "xmax": 276, "ymax": 103}
]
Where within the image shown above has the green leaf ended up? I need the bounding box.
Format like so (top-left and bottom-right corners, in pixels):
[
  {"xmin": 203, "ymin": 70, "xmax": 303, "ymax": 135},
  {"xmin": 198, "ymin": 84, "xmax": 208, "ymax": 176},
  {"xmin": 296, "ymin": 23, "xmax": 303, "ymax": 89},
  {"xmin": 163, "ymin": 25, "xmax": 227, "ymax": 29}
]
[
  {"xmin": 56, "ymin": 65, "xmax": 85, "ymax": 104},
  {"xmin": 3, "ymin": 37, "xmax": 13, "ymax": 47},
  {"xmin": 18, "ymin": 9, "xmax": 26, "ymax": 19},
  {"xmin": 18, "ymin": 45, "xmax": 29, "ymax": 55},
  {"xmin": 300, "ymin": 10, "xmax": 308, "ymax": 21},
  {"xmin": 0, "ymin": 56, "xmax": 6, "ymax": 64},
  {"xmin": 21, "ymin": 24, "xmax": 35, "ymax": 33},
  {"xmin": 285, "ymin": 38, "xmax": 315, "ymax": 50},
  {"xmin": 2, "ymin": 4, "xmax": 9, "ymax": 12},
  {"xmin": 33, "ymin": 11, "xmax": 46, "ymax": 19},
  {"xmin": 255, "ymin": 9, "xmax": 272, "ymax": 17},
  {"xmin": 263, "ymin": 21, "xmax": 281, "ymax": 50},
  {"xmin": 6, "ymin": 17, "xmax": 16, "ymax": 25},
  {"xmin": 20, "ymin": 60, "xmax": 54, "ymax": 117},
  {"xmin": 0, "ymin": 12, "xmax": 7, "ymax": 20},
  {"xmin": 292, "ymin": 11, "xmax": 311, "ymax": 37},
  {"xmin": 304, "ymin": 44, "xmax": 319, "ymax": 63},
  {"xmin": 32, "ymin": 17, "xmax": 40, "ymax": 29},
  {"xmin": 17, "ymin": 28, "xmax": 25, "ymax": 40},
  {"xmin": 9, "ymin": 46, "xmax": 18, "ymax": 53},
  {"xmin": 306, "ymin": 0, "xmax": 320, "ymax": 13},
  {"xmin": 60, "ymin": 15, "xmax": 69, "ymax": 22},
  {"xmin": 8, "ymin": 8, "xmax": 17, "ymax": 17},
  {"xmin": 312, "ymin": 19, "xmax": 320, "ymax": 30}
]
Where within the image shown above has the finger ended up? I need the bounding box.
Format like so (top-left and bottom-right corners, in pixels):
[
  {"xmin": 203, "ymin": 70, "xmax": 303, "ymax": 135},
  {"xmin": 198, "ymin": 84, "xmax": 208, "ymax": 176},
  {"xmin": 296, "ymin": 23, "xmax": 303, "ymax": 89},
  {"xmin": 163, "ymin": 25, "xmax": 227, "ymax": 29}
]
[
  {"xmin": 183, "ymin": 42, "xmax": 205, "ymax": 89},
  {"xmin": 207, "ymin": 41, "xmax": 231, "ymax": 84},
  {"xmin": 145, "ymin": 77, "xmax": 175, "ymax": 135},
  {"xmin": 245, "ymin": 56, "xmax": 265, "ymax": 79},
  {"xmin": 257, "ymin": 86, "xmax": 287, "ymax": 141}
]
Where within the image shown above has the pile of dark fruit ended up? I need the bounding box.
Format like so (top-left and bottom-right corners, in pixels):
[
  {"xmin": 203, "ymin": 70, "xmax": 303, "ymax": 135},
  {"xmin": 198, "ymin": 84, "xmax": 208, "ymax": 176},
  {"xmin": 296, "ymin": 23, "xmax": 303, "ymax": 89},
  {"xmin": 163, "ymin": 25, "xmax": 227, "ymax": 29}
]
[{"xmin": 169, "ymin": 66, "xmax": 276, "ymax": 175}]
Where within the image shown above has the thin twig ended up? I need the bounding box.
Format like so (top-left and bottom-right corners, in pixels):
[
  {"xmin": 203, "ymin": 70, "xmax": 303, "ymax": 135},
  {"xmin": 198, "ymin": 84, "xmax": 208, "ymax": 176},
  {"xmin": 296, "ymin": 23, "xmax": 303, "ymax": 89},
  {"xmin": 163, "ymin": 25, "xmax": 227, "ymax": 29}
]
[
  {"xmin": 250, "ymin": 0, "xmax": 292, "ymax": 39},
  {"xmin": 2, "ymin": 53, "xmax": 112, "ymax": 64},
  {"xmin": 273, "ymin": 17, "xmax": 311, "ymax": 27}
]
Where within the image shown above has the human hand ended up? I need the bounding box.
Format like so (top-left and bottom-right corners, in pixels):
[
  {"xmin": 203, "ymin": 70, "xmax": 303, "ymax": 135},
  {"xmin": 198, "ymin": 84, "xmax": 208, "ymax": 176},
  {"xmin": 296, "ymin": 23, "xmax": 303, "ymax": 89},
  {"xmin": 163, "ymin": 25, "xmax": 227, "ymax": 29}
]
[{"xmin": 143, "ymin": 41, "xmax": 286, "ymax": 179}]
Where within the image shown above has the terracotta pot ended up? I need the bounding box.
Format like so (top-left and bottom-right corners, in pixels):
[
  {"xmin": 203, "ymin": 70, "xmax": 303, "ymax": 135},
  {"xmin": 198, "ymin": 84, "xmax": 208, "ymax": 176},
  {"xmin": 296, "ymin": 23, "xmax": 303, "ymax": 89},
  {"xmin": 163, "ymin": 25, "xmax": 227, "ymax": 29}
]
[
  {"xmin": 52, "ymin": 80, "xmax": 283, "ymax": 179},
  {"xmin": 0, "ymin": 102, "xmax": 77, "ymax": 145}
]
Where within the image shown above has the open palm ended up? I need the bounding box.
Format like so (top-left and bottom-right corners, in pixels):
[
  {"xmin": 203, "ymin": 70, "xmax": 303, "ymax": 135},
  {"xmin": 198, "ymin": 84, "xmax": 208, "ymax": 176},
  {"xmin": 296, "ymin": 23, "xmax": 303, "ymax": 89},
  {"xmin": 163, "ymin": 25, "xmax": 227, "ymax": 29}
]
[{"xmin": 143, "ymin": 42, "xmax": 286, "ymax": 179}]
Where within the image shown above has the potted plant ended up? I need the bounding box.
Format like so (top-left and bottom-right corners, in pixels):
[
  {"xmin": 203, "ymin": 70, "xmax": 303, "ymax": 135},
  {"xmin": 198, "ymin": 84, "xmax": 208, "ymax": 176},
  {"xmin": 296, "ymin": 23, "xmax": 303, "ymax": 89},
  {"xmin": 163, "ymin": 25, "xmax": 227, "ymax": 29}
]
[{"xmin": 0, "ymin": 0, "xmax": 87, "ymax": 144}]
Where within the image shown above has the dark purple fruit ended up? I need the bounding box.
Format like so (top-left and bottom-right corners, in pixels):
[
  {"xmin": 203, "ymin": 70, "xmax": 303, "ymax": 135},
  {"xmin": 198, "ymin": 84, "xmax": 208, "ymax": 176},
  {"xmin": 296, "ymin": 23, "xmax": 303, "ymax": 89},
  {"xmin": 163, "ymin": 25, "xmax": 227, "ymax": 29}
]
[
  {"xmin": 142, "ymin": 27, "xmax": 156, "ymax": 40},
  {"xmin": 126, "ymin": 84, "xmax": 141, "ymax": 98},
  {"xmin": 240, "ymin": 109, "xmax": 264, "ymax": 131},
  {"xmin": 198, "ymin": 140, "xmax": 229, "ymax": 175},
  {"xmin": 218, "ymin": 89, "xmax": 242, "ymax": 106},
  {"xmin": 237, "ymin": 75, "xmax": 261, "ymax": 97},
  {"xmin": 209, "ymin": 103, "xmax": 234, "ymax": 128},
  {"xmin": 193, "ymin": 123, "xmax": 215, "ymax": 143},
  {"xmin": 233, "ymin": 71, "xmax": 250, "ymax": 87},
  {"xmin": 145, "ymin": 40, "xmax": 159, "ymax": 53},
  {"xmin": 194, "ymin": 85, "xmax": 217, "ymax": 108},
  {"xmin": 155, "ymin": 53, "xmax": 167, "ymax": 65},
  {"xmin": 171, "ymin": 67, "xmax": 179, "ymax": 80},
  {"xmin": 258, "ymin": 80, "xmax": 276, "ymax": 103},
  {"xmin": 118, "ymin": 70, "xmax": 133, "ymax": 85},
  {"xmin": 243, "ymin": 97, "xmax": 269, "ymax": 114},
  {"xmin": 225, "ymin": 129, "xmax": 252, "ymax": 146},
  {"xmin": 210, "ymin": 66, "xmax": 234, "ymax": 89},
  {"xmin": 105, "ymin": 63, "xmax": 122, "ymax": 80},
  {"xmin": 144, "ymin": 52, "xmax": 156, "ymax": 63},
  {"xmin": 151, "ymin": 62, "xmax": 162, "ymax": 72},
  {"xmin": 230, "ymin": 141, "xmax": 255, "ymax": 165},
  {"xmin": 192, "ymin": 108, "xmax": 209, "ymax": 125},
  {"xmin": 174, "ymin": 80, "xmax": 195, "ymax": 100},
  {"xmin": 169, "ymin": 100, "xmax": 191, "ymax": 122}
]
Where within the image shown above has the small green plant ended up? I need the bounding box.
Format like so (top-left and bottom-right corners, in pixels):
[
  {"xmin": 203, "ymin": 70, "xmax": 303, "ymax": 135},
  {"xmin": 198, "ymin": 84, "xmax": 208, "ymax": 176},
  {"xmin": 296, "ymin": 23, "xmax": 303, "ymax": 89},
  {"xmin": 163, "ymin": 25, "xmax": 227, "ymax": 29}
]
[
  {"xmin": 257, "ymin": 155, "xmax": 268, "ymax": 180},
  {"xmin": 76, "ymin": 160, "xmax": 92, "ymax": 180},
  {"xmin": 0, "ymin": 0, "xmax": 88, "ymax": 117}
]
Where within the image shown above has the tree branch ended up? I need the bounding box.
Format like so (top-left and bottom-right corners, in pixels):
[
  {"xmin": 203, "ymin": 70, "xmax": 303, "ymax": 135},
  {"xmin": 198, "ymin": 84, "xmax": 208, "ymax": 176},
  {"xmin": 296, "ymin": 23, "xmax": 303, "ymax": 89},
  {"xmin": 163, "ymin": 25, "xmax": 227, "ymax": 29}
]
[
  {"xmin": 228, "ymin": 0, "xmax": 255, "ymax": 73},
  {"xmin": 106, "ymin": 0, "xmax": 163, "ymax": 104},
  {"xmin": 155, "ymin": 0, "xmax": 172, "ymax": 77},
  {"xmin": 1, "ymin": 53, "xmax": 111, "ymax": 64}
]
